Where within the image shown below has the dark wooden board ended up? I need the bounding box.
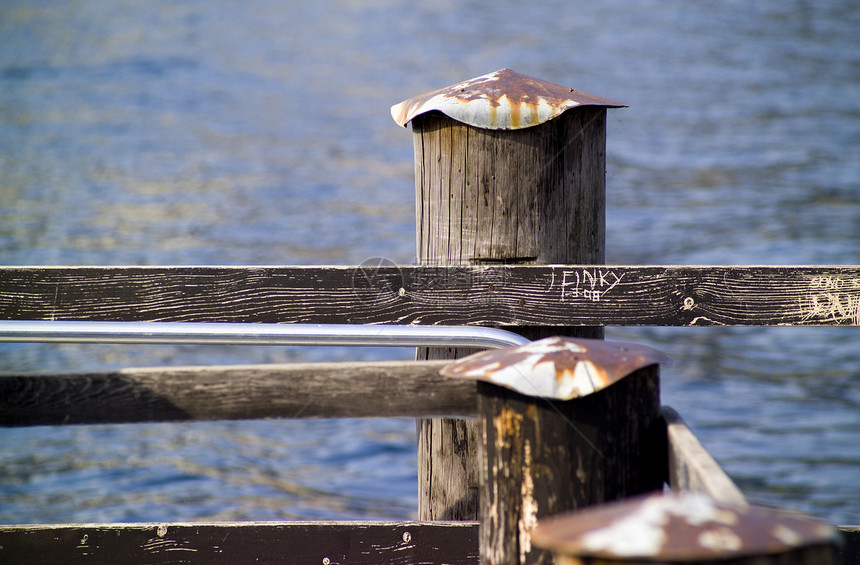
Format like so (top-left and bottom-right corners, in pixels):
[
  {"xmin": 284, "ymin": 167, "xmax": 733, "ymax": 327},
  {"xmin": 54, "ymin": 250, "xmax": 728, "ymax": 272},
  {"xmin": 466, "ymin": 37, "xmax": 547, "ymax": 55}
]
[
  {"xmin": 0, "ymin": 521, "xmax": 479, "ymax": 565},
  {"xmin": 0, "ymin": 518, "xmax": 855, "ymax": 565},
  {"xmin": 0, "ymin": 360, "xmax": 475, "ymax": 426},
  {"xmin": 840, "ymin": 527, "xmax": 860, "ymax": 565},
  {"xmin": 663, "ymin": 406, "xmax": 747, "ymax": 506},
  {"xmin": 1, "ymin": 265, "xmax": 858, "ymax": 326}
]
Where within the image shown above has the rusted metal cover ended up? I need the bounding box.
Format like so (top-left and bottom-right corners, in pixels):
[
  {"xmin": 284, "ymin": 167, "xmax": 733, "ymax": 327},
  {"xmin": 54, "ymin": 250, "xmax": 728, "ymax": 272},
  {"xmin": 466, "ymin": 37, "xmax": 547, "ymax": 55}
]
[
  {"xmin": 391, "ymin": 68, "xmax": 626, "ymax": 130},
  {"xmin": 439, "ymin": 336, "xmax": 670, "ymax": 400},
  {"xmin": 530, "ymin": 491, "xmax": 841, "ymax": 562}
]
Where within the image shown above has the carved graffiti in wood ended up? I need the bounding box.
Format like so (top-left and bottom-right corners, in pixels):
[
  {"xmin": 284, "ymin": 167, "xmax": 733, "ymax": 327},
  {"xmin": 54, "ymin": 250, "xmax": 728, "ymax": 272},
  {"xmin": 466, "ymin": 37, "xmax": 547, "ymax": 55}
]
[
  {"xmin": 558, "ymin": 269, "xmax": 624, "ymax": 302},
  {"xmin": 802, "ymin": 276, "xmax": 860, "ymax": 325}
]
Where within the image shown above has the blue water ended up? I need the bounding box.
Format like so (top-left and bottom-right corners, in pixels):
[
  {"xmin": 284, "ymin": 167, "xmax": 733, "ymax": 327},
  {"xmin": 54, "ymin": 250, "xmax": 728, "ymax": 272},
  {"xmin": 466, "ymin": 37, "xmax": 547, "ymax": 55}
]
[{"xmin": 1, "ymin": 0, "xmax": 859, "ymax": 525}]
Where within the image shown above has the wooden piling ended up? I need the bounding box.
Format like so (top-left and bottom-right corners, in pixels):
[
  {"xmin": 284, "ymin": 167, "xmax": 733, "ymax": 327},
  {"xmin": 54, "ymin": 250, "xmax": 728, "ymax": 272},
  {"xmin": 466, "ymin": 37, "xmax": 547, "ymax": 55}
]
[
  {"xmin": 439, "ymin": 336, "xmax": 668, "ymax": 565},
  {"xmin": 396, "ymin": 69, "xmax": 624, "ymax": 521},
  {"xmin": 478, "ymin": 366, "xmax": 661, "ymax": 565}
]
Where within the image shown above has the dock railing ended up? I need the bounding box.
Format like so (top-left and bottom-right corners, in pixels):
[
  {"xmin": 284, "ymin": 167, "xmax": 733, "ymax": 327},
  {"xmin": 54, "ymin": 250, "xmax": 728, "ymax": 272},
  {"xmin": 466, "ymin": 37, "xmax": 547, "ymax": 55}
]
[
  {"xmin": 2, "ymin": 70, "xmax": 859, "ymax": 564},
  {"xmin": 0, "ymin": 264, "xmax": 857, "ymax": 564}
]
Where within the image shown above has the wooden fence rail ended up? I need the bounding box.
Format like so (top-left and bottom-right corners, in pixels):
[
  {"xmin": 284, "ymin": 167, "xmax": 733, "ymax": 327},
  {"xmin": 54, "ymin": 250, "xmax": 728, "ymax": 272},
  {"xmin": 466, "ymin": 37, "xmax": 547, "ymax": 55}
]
[
  {"xmin": 0, "ymin": 521, "xmax": 480, "ymax": 565},
  {"xmin": 0, "ymin": 360, "xmax": 467, "ymax": 426},
  {"xmin": 1, "ymin": 265, "xmax": 858, "ymax": 327},
  {"xmin": 1, "ymin": 522, "xmax": 857, "ymax": 565},
  {"xmin": 2, "ymin": 264, "xmax": 858, "ymax": 563}
]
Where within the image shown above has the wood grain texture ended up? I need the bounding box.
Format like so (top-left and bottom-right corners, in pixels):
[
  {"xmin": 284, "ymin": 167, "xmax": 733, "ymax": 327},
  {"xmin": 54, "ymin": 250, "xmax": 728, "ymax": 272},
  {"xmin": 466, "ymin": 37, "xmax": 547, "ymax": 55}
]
[
  {"xmin": 663, "ymin": 406, "xmax": 747, "ymax": 506},
  {"xmin": 478, "ymin": 367, "xmax": 662, "ymax": 565},
  {"xmin": 413, "ymin": 110, "xmax": 606, "ymax": 264},
  {"xmin": 411, "ymin": 110, "xmax": 608, "ymax": 523},
  {"xmin": 1, "ymin": 265, "xmax": 857, "ymax": 326},
  {"xmin": 0, "ymin": 521, "xmax": 479, "ymax": 565},
  {"xmin": 414, "ymin": 114, "xmax": 484, "ymax": 522},
  {"xmin": 415, "ymin": 414, "xmax": 481, "ymax": 521},
  {"xmin": 0, "ymin": 360, "xmax": 476, "ymax": 426}
]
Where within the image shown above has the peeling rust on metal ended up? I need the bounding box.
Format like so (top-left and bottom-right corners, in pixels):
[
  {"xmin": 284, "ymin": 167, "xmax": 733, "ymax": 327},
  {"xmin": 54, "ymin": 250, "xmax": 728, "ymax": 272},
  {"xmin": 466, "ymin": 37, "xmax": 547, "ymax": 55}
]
[
  {"xmin": 391, "ymin": 68, "xmax": 626, "ymax": 130},
  {"xmin": 440, "ymin": 336, "xmax": 671, "ymax": 400},
  {"xmin": 530, "ymin": 491, "xmax": 841, "ymax": 561}
]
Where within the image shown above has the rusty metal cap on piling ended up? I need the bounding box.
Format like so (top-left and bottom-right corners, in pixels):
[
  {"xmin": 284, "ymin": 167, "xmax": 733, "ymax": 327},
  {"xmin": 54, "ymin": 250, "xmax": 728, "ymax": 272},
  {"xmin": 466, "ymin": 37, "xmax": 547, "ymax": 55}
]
[
  {"xmin": 530, "ymin": 491, "xmax": 841, "ymax": 562},
  {"xmin": 439, "ymin": 336, "xmax": 671, "ymax": 400},
  {"xmin": 391, "ymin": 68, "xmax": 626, "ymax": 130}
]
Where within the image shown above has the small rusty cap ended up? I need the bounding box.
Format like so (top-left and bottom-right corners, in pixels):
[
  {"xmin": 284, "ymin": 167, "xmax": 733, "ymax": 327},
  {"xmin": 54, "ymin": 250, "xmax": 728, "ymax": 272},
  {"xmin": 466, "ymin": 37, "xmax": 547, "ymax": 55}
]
[
  {"xmin": 439, "ymin": 336, "xmax": 671, "ymax": 400},
  {"xmin": 530, "ymin": 491, "xmax": 841, "ymax": 562},
  {"xmin": 391, "ymin": 68, "xmax": 626, "ymax": 130}
]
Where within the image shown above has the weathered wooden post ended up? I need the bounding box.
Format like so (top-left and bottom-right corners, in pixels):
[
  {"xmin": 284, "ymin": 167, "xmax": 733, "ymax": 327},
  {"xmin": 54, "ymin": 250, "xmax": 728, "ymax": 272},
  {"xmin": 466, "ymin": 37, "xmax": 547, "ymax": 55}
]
[
  {"xmin": 391, "ymin": 69, "xmax": 626, "ymax": 521},
  {"xmin": 442, "ymin": 336, "xmax": 671, "ymax": 565},
  {"xmin": 531, "ymin": 491, "xmax": 841, "ymax": 565}
]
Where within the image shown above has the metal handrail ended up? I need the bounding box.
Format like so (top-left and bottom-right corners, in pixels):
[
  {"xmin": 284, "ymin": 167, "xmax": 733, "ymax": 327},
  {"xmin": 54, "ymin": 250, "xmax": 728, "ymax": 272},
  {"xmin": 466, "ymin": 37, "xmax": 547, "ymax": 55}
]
[{"xmin": 0, "ymin": 320, "xmax": 529, "ymax": 349}]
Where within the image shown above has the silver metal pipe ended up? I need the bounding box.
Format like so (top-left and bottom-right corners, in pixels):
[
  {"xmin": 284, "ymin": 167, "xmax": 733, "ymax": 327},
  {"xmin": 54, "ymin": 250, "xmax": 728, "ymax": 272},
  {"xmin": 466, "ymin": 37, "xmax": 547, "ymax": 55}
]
[{"xmin": 0, "ymin": 320, "xmax": 529, "ymax": 349}]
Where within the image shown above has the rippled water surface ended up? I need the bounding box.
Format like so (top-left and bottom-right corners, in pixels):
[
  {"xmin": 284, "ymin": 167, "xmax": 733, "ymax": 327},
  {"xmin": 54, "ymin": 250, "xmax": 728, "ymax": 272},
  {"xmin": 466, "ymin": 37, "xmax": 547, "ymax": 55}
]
[{"xmin": 1, "ymin": 0, "xmax": 858, "ymax": 525}]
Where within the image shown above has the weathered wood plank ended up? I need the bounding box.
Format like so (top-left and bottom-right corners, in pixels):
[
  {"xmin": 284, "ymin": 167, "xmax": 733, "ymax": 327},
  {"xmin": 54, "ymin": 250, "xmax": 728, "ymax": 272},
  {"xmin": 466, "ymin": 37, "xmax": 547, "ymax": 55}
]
[
  {"xmin": 663, "ymin": 406, "xmax": 747, "ymax": 506},
  {"xmin": 0, "ymin": 516, "xmax": 853, "ymax": 565},
  {"xmin": 0, "ymin": 360, "xmax": 475, "ymax": 426},
  {"xmin": 0, "ymin": 518, "xmax": 854, "ymax": 565},
  {"xmin": 0, "ymin": 521, "xmax": 479, "ymax": 565},
  {"xmin": 1, "ymin": 265, "xmax": 857, "ymax": 326}
]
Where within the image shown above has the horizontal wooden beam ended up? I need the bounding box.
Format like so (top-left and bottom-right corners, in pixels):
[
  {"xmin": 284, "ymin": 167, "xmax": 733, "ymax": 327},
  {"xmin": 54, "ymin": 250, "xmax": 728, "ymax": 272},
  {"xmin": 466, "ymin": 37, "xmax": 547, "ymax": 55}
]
[
  {"xmin": 0, "ymin": 521, "xmax": 479, "ymax": 565},
  {"xmin": 0, "ymin": 360, "xmax": 475, "ymax": 426},
  {"xmin": 1, "ymin": 265, "xmax": 857, "ymax": 326},
  {"xmin": 663, "ymin": 406, "xmax": 747, "ymax": 506},
  {"xmin": 2, "ymin": 515, "xmax": 856, "ymax": 565}
]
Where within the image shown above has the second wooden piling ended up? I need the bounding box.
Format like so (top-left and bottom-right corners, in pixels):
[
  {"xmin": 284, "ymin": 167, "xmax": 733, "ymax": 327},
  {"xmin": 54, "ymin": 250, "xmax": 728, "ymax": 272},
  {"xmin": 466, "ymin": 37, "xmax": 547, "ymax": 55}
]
[{"xmin": 441, "ymin": 336, "xmax": 669, "ymax": 565}]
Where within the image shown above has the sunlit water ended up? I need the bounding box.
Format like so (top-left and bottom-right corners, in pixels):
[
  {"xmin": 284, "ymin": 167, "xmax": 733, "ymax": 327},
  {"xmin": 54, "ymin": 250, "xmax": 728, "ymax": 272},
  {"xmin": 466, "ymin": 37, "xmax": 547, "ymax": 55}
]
[{"xmin": 1, "ymin": 0, "xmax": 858, "ymax": 525}]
